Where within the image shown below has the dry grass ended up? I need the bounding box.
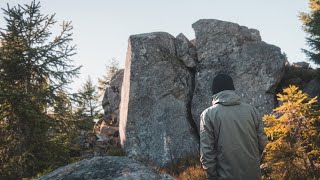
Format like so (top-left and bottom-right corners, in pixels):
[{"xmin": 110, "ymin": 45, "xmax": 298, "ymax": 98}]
[
  {"xmin": 157, "ymin": 157, "xmax": 206, "ymax": 180},
  {"xmin": 175, "ymin": 164, "xmax": 206, "ymax": 180}
]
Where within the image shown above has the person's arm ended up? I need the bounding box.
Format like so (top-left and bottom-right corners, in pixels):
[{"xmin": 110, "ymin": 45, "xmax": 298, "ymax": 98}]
[
  {"xmin": 252, "ymin": 107, "xmax": 268, "ymax": 155},
  {"xmin": 200, "ymin": 111, "xmax": 217, "ymax": 179}
]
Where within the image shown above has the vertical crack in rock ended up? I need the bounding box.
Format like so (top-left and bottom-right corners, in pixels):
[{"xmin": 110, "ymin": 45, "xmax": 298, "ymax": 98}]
[
  {"xmin": 174, "ymin": 33, "xmax": 200, "ymax": 138},
  {"xmin": 186, "ymin": 68, "xmax": 200, "ymax": 138},
  {"xmin": 174, "ymin": 33, "xmax": 200, "ymax": 137}
]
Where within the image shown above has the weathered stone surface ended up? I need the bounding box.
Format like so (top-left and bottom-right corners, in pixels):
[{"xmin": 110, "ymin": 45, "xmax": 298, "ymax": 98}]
[
  {"xmin": 191, "ymin": 19, "xmax": 285, "ymax": 130},
  {"xmin": 175, "ymin": 33, "xmax": 197, "ymax": 68},
  {"xmin": 304, "ymin": 79, "xmax": 320, "ymax": 98},
  {"xmin": 119, "ymin": 32, "xmax": 199, "ymax": 167},
  {"xmin": 102, "ymin": 69, "xmax": 124, "ymax": 119},
  {"xmin": 37, "ymin": 156, "xmax": 174, "ymax": 180}
]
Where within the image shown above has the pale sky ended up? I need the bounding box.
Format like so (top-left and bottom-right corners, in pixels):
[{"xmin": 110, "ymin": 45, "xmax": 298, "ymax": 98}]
[{"xmin": 0, "ymin": 0, "xmax": 311, "ymax": 92}]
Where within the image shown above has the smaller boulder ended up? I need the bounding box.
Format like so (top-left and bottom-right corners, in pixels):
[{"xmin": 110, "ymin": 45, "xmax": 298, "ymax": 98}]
[
  {"xmin": 175, "ymin": 33, "xmax": 197, "ymax": 68},
  {"xmin": 37, "ymin": 156, "xmax": 174, "ymax": 180}
]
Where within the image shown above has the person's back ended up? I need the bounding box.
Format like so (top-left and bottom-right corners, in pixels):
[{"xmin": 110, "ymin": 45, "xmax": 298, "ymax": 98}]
[{"xmin": 200, "ymin": 74, "xmax": 267, "ymax": 180}]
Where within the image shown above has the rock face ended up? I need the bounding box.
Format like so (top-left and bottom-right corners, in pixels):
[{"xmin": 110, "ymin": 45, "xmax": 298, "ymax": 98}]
[
  {"xmin": 119, "ymin": 32, "xmax": 199, "ymax": 167},
  {"xmin": 191, "ymin": 19, "xmax": 285, "ymax": 130},
  {"xmin": 113, "ymin": 19, "xmax": 286, "ymax": 169},
  {"xmin": 37, "ymin": 156, "xmax": 174, "ymax": 180},
  {"xmin": 102, "ymin": 69, "xmax": 124, "ymax": 120}
]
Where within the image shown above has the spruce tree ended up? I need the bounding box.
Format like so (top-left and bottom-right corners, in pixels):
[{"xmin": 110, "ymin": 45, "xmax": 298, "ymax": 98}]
[
  {"xmin": 0, "ymin": 1, "xmax": 80, "ymax": 177},
  {"xmin": 76, "ymin": 76, "xmax": 100, "ymax": 120},
  {"xmin": 300, "ymin": 0, "xmax": 320, "ymax": 66},
  {"xmin": 97, "ymin": 58, "xmax": 119, "ymax": 94}
]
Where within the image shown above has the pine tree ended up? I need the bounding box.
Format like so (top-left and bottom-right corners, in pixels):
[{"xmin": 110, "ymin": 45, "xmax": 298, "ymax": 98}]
[
  {"xmin": 0, "ymin": 1, "xmax": 80, "ymax": 177},
  {"xmin": 300, "ymin": 0, "xmax": 320, "ymax": 66},
  {"xmin": 97, "ymin": 58, "xmax": 119, "ymax": 94},
  {"xmin": 51, "ymin": 90, "xmax": 77, "ymax": 134},
  {"xmin": 76, "ymin": 76, "xmax": 100, "ymax": 120},
  {"xmin": 263, "ymin": 85, "xmax": 320, "ymax": 179}
]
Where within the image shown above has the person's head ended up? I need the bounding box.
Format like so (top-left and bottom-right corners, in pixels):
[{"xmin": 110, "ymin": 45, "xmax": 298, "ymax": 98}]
[{"xmin": 212, "ymin": 74, "xmax": 235, "ymax": 95}]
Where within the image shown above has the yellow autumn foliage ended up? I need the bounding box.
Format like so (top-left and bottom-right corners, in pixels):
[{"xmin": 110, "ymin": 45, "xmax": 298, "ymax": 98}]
[{"xmin": 262, "ymin": 85, "xmax": 320, "ymax": 179}]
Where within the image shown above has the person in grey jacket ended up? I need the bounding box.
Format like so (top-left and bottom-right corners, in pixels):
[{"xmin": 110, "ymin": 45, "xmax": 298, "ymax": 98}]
[{"xmin": 200, "ymin": 74, "xmax": 268, "ymax": 180}]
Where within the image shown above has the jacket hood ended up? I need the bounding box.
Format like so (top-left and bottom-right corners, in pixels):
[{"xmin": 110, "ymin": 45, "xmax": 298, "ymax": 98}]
[{"xmin": 212, "ymin": 90, "xmax": 241, "ymax": 106}]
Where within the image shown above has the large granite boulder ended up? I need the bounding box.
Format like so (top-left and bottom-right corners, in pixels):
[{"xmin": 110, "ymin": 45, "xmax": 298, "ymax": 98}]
[
  {"xmin": 102, "ymin": 69, "xmax": 124, "ymax": 119},
  {"xmin": 37, "ymin": 156, "xmax": 174, "ymax": 180},
  {"xmin": 191, "ymin": 19, "xmax": 285, "ymax": 130},
  {"xmin": 119, "ymin": 32, "xmax": 199, "ymax": 167}
]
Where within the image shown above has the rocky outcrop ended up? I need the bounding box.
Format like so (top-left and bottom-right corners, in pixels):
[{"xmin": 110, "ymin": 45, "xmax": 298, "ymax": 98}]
[
  {"xmin": 191, "ymin": 19, "xmax": 285, "ymax": 130},
  {"xmin": 111, "ymin": 19, "xmax": 286, "ymax": 169},
  {"xmin": 94, "ymin": 118, "xmax": 120, "ymax": 153},
  {"xmin": 37, "ymin": 156, "xmax": 174, "ymax": 180},
  {"xmin": 70, "ymin": 122, "xmax": 120, "ymax": 159},
  {"xmin": 293, "ymin": 62, "xmax": 310, "ymax": 69},
  {"xmin": 102, "ymin": 69, "xmax": 124, "ymax": 121},
  {"xmin": 119, "ymin": 32, "xmax": 199, "ymax": 167}
]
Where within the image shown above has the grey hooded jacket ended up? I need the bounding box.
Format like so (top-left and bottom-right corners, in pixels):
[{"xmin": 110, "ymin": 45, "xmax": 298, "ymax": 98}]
[{"xmin": 200, "ymin": 90, "xmax": 268, "ymax": 180}]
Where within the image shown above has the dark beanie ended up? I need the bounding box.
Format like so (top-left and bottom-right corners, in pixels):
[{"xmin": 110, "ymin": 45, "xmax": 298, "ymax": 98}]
[{"xmin": 212, "ymin": 74, "xmax": 235, "ymax": 95}]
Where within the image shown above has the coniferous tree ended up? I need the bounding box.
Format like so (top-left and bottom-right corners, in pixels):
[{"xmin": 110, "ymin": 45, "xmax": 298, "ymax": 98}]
[
  {"xmin": 0, "ymin": 1, "xmax": 80, "ymax": 178},
  {"xmin": 76, "ymin": 76, "xmax": 100, "ymax": 120},
  {"xmin": 51, "ymin": 90, "xmax": 77, "ymax": 134},
  {"xmin": 263, "ymin": 86, "xmax": 320, "ymax": 179},
  {"xmin": 97, "ymin": 58, "xmax": 119, "ymax": 95},
  {"xmin": 300, "ymin": 0, "xmax": 320, "ymax": 66}
]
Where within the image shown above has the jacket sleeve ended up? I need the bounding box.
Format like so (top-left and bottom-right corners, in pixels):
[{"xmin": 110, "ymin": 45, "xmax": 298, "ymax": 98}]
[
  {"xmin": 200, "ymin": 110, "xmax": 217, "ymax": 179},
  {"xmin": 252, "ymin": 107, "xmax": 268, "ymax": 155}
]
